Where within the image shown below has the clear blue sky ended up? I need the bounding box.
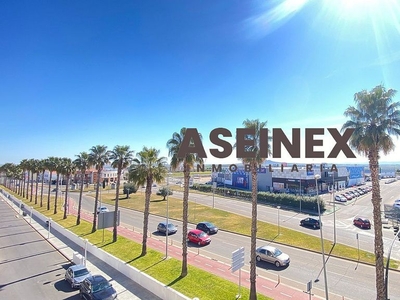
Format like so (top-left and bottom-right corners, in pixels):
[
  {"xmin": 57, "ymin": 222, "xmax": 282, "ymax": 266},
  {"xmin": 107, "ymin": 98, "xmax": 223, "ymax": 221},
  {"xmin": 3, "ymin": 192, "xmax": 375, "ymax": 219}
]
[{"xmin": 1, "ymin": 0, "xmax": 400, "ymax": 166}]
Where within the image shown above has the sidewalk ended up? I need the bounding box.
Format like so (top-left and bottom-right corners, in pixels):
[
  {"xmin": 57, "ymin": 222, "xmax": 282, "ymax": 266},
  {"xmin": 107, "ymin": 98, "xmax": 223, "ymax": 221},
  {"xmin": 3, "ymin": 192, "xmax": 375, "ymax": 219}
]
[{"xmin": 73, "ymin": 202, "xmax": 332, "ymax": 300}]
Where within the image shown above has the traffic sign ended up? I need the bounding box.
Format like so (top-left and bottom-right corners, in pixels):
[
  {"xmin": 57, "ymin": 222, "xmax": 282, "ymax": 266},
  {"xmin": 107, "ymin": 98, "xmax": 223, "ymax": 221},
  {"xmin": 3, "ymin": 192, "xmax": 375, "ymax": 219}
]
[{"xmin": 231, "ymin": 247, "xmax": 245, "ymax": 273}]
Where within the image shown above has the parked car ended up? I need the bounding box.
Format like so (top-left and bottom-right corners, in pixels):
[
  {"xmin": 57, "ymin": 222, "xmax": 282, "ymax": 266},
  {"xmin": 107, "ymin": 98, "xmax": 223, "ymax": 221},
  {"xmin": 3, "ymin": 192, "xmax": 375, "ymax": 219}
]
[
  {"xmin": 187, "ymin": 229, "xmax": 211, "ymax": 246},
  {"xmin": 97, "ymin": 206, "xmax": 109, "ymax": 214},
  {"xmin": 341, "ymin": 193, "xmax": 352, "ymax": 201},
  {"xmin": 351, "ymin": 190, "xmax": 360, "ymax": 197},
  {"xmin": 353, "ymin": 217, "xmax": 371, "ymax": 229},
  {"xmin": 334, "ymin": 195, "xmax": 347, "ymax": 202},
  {"xmin": 79, "ymin": 275, "xmax": 118, "ymax": 300},
  {"xmin": 393, "ymin": 200, "xmax": 400, "ymax": 209},
  {"xmin": 300, "ymin": 217, "xmax": 321, "ymax": 229},
  {"xmin": 157, "ymin": 222, "xmax": 177, "ymax": 235},
  {"xmin": 343, "ymin": 192, "xmax": 354, "ymax": 200},
  {"xmin": 196, "ymin": 221, "xmax": 218, "ymax": 234},
  {"xmin": 255, "ymin": 245, "xmax": 290, "ymax": 267},
  {"xmin": 65, "ymin": 264, "xmax": 91, "ymax": 289}
]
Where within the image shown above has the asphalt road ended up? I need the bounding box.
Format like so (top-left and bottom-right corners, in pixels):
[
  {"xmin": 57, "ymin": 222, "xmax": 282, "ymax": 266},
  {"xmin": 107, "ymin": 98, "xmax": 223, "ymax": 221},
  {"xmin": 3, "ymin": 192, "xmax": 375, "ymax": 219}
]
[
  {"xmin": 0, "ymin": 198, "xmax": 80, "ymax": 300},
  {"xmin": 68, "ymin": 186, "xmax": 400, "ymax": 300}
]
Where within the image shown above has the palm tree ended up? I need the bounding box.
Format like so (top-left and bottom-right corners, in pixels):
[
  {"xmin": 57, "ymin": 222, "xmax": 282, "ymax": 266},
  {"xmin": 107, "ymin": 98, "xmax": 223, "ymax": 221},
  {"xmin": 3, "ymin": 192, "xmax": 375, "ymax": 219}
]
[
  {"xmin": 28, "ymin": 159, "xmax": 39, "ymax": 203},
  {"xmin": 342, "ymin": 84, "xmax": 400, "ymax": 300},
  {"xmin": 32, "ymin": 159, "xmax": 41, "ymax": 205},
  {"xmin": 74, "ymin": 152, "xmax": 91, "ymax": 225},
  {"xmin": 19, "ymin": 159, "xmax": 29, "ymax": 198},
  {"xmin": 88, "ymin": 145, "xmax": 110, "ymax": 233},
  {"xmin": 61, "ymin": 158, "xmax": 76, "ymax": 219},
  {"xmin": 167, "ymin": 128, "xmax": 203, "ymax": 277},
  {"xmin": 38, "ymin": 159, "xmax": 46, "ymax": 207},
  {"xmin": 53, "ymin": 157, "xmax": 63, "ymax": 214},
  {"xmin": 129, "ymin": 147, "xmax": 167, "ymax": 255},
  {"xmin": 239, "ymin": 119, "xmax": 271, "ymax": 300},
  {"xmin": 44, "ymin": 157, "xmax": 58, "ymax": 211},
  {"xmin": 109, "ymin": 145, "xmax": 134, "ymax": 242}
]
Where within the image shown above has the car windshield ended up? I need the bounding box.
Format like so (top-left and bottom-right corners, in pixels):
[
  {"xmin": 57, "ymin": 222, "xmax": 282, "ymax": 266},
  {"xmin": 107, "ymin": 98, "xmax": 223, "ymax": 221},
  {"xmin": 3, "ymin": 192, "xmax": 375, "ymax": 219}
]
[
  {"xmin": 204, "ymin": 222, "xmax": 214, "ymax": 227},
  {"xmin": 198, "ymin": 232, "xmax": 207, "ymax": 238},
  {"xmin": 273, "ymin": 248, "xmax": 282, "ymax": 256},
  {"xmin": 167, "ymin": 224, "xmax": 175, "ymax": 228},
  {"xmin": 74, "ymin": 268, "xmax": 89, "ymax": 277},
  {"xmin": 92, "ymin": 280, "xmax": 111, "ymax": 293}
]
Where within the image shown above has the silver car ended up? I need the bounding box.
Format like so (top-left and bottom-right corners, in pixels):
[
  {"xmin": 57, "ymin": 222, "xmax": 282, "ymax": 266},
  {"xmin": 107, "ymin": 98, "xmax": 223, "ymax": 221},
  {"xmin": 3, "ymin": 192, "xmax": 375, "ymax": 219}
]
[
  {"xmin": 65, "ymin": 264, "xmax": 91, "ymax": 288},
  {"xmin": 255, "ymin": 245, "xmax": 290, "ymax": 267}
]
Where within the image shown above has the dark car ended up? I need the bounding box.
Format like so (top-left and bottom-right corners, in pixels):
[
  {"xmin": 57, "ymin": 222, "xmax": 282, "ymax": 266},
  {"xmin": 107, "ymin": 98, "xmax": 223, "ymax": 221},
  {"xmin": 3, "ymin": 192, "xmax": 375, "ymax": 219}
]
[
  {"xmin": 157, "ymin": 222, "xmax": 177, "ymax": 235},
  {"xmin": 79, "ymin": 275, "xmax": 118, "ymax": 300},
  {"xmin": 187, "ymin": 229, "xmax": 211, "ymax": 246},
  {"xmin": 353, "ymin": 217, "xmax": 371, "ymax": 229},
  {"xmin": 64, "ymin": 264, "xmax": 91, "ymax": 289},
  {"xmin": 196, "ymin": 221, "xmax": 218, "ymax": 234},
  {"xmin": 300, "ymin": 217, "xmax": 321, "ymax": 229}
]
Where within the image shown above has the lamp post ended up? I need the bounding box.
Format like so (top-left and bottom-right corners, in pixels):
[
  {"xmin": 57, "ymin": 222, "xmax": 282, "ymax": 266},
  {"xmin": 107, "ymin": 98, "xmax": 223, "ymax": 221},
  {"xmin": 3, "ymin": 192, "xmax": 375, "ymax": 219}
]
[
  {"xmin": 315, "ymin": 174, "xmax": 329, "ymax": 300},
  {"xmin": 277, "ymin": 206, "xmax": 281, "ymax": 236},
  {"xmin": 385, "ymin": 227, "xmax": 400, "ymax": 299},
  {"xmin": 332, "ymin": 171, "xmax": 336, "ymax": 245}
]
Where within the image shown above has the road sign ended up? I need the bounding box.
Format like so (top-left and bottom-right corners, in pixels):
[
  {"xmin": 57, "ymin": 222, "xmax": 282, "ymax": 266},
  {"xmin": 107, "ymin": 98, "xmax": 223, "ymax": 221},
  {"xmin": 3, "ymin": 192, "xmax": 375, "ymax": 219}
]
[{"xmin": 231, "ymin": 247, "xmax": 245, "ymax": 273}]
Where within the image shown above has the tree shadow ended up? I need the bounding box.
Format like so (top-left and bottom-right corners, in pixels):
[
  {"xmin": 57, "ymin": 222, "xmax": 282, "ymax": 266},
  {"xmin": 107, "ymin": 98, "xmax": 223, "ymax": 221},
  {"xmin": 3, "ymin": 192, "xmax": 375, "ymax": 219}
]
[
  {"xmin": 150, "ymin": 198, "xmax": 166, "ymax": 203},
  {"xmin": 141, "ymin": 258, "xmax": 165, "ymax": 272},
  {"xmin": 166, "ymin": 275, "xmax": 185, "ymax": 287},
  {"xmin": 126, "ymin": 253, "xmax": 146, "ymax": 264}
]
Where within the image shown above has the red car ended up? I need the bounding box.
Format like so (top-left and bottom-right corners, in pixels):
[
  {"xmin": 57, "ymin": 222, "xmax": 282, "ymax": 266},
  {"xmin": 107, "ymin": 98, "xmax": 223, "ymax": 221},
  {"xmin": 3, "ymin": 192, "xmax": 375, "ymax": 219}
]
[
  {"xmin": 353, "ymin": 217, "xmax": 371, "ymax": 229},
  {"xmin": 187, "ymin": 229, "xmax": 211, "ymax": 246}
]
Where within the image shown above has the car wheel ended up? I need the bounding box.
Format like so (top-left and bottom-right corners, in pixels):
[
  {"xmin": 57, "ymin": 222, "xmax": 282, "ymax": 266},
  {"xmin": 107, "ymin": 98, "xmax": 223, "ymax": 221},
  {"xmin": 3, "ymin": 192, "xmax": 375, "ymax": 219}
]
[
  {"xmin": 207, "ymin": 230, "xmax": 211, "ymax": 234},
  {"xmin": 275, "ymin": 261, "xmax": 281, "ymax": 267},
  {"xmin": 256, "ymin": 255, "xmax": 261, "ymax": 262},
  {"xmin": 313, "ymin": 224, "xmax": 316, "ymax": 229}
]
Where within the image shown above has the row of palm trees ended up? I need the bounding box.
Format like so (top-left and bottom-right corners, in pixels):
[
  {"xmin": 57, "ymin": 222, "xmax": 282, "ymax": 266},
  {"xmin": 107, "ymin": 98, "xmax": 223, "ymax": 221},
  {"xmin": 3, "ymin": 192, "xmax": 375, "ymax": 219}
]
[{"xmin": 1, "ymin": 84, "xmax": 398, "ymax": 299}]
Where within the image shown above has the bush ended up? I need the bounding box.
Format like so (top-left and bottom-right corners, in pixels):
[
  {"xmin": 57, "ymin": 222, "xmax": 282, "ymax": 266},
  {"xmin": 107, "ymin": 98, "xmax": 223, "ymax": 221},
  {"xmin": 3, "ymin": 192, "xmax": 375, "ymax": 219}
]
[
  {"xmin": 190, "ymin": 184, "xmax": 324, "ymax": 213},
  {"xmin": 123, "ymin": 183, "xmax": 138, "ymax": 198},
  {"xmin": 156, "ymin": 187, "xmax": 173, "ymax": 200}
]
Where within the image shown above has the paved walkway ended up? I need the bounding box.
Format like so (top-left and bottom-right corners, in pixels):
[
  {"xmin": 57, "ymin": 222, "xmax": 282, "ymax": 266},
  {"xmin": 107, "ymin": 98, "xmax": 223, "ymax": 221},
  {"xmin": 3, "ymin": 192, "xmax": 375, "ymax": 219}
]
[{"xmin": 73, "ymin": 202, "xmax": 335, "ymax": 300}]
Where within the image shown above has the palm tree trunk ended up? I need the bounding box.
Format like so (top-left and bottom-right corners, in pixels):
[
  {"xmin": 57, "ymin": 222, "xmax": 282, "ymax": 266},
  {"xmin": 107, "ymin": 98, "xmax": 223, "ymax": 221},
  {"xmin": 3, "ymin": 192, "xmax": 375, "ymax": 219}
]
[
  {"xmin": 30, "ymin": 171, "xmax": 34, "ymax": 202},
  {"xmin": 369, "ymin": 149, "xmax": 385, "ymax": 299},
  {"xmin": 63, "ymin": 175, "xmax": 70, "ymax": 219},
  {"xmin": 141, "ymin": 178, "xmax": 152, "ymax": 255},
  {"xmin": 91, "ymin": 170, "xmax": 101, "ymax": 233},
  {"xmin": 34, "ymin": 172, "xmax": 39, "ymax": 205},
  {"xmin": 40, "ymin": 171, "xmax": 45, "ymax": 207},
  {"xmin": 113, "ymin": 168, "xmax": 122, "ymax": 242},
  {"xmin": 47, "ymin": 173, "xmax": 52, "ymax": 210},
  {"xmin": 249, "ymin": 162, "xmax": 258, "ymax": 300},
  {"xmin": 180, "ymin": 165, "xmax": 190, "ymax": 278},
  {"xmin": 77, "ymin": 172, "xmax": 84, "ymax": 225},
  {"xmin": 22, "ymin": 171, "xmax": 26, "ymax": 198},
  {"xmin": 26, "ymin": 171, "xmax": 29, "ymax": 200},
  {"xmin": 54, "ymin": 174, "xmax": 60, "ymax": 214}
]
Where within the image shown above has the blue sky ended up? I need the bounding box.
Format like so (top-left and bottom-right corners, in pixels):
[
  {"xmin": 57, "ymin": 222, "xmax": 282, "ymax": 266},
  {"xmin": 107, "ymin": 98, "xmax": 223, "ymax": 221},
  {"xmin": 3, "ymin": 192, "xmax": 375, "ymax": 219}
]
[{"xmin": 1, "ymin": 0, "xmax": 400, "ymax": 166}]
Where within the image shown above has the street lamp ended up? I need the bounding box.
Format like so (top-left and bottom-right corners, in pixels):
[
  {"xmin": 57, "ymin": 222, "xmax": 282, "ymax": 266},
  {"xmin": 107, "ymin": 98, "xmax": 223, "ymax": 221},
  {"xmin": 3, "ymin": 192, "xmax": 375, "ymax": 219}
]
[
  {"xmin": 315, "ymin": 174, "xmax": 329, "ymax": 300},
  {"xmin": 277, "ymin": 206, "xmax": 281, "ymax": 235},
  {"xmin": 385, "ymin": 227, "xmax": 400, "ymax": 299},
  {"xmin": 332, "ymin": 171, "xmax": 336, "ymax": 245}
]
